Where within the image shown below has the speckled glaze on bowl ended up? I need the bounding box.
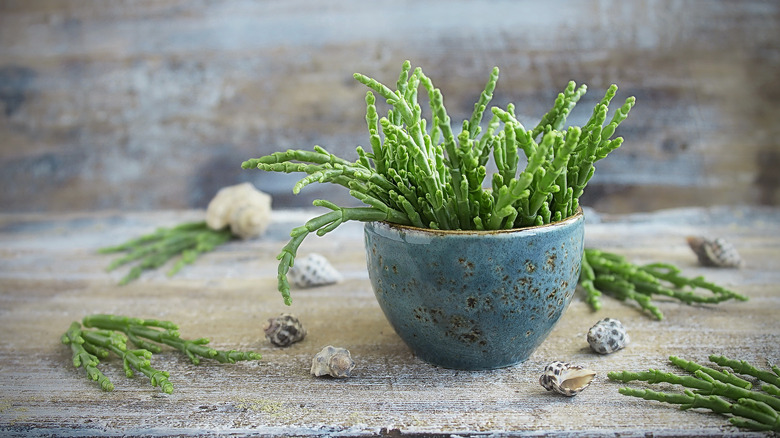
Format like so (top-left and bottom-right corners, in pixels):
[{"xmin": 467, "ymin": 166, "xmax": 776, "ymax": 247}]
[{"xmin": 364, "ymin": 209, "xmax": 584, "ymax": 370}]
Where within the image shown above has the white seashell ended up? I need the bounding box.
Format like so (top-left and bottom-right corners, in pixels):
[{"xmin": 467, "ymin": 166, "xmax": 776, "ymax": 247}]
[
  {"xmin": 310, "ymin": 345, "xmax": 355, "ymax": 378},
  {"xmin": 288, "ymin": 253, "xmax": 343, "ymax": 288},
  {"xmin": 206, "ymin": 183, "xmax": 256, "ymax": 230},
  {"xmin": 686, "ymin": 235, "xmax": 743, "ymax": 268},
  {"xmin": 587, "ymin": 318, "xmax": 630, "ymax": 355},
  {"xmin": 540, "ymin": 361, "xmax": 596, "ymax": 397},
  {"xmin": 264, "ymin": 314, "xmax": 306, "ymax": 347},
  {"xmin": 206, "ymin": 182, "xmax": 272, "ymax": 239}
]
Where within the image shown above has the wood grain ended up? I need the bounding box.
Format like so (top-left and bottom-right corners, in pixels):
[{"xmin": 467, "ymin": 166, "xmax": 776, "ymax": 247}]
[
  {"xmin": 1, "ymin": 1, "xmax": 779, "ymax": 214},
  {"xmin": 0, "ymin": 206, "xmax": 778, "ymax": 436}
]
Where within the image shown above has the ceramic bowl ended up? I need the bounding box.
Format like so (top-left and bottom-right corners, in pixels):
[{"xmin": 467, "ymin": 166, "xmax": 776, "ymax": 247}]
[{"xmin": 364, "ymin": 209, "xmax": 584, "ymax": 370}]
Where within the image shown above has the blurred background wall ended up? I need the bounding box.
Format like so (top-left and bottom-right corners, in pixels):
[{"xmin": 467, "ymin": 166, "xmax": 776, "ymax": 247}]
[{"xmin": 1, "ymin": 0, "xmax": 778, "ymax": 214}]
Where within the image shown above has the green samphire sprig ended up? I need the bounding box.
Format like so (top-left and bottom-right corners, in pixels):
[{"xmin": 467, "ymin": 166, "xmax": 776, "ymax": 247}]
[
  {"xmin": 61, "ymin": 314, "xmax": 261, "ymax": 393},
  {"xmin": 581, "ymin": 248, "xmax": 748, "ymax": 320},
  {"xmin": 609, "ymin": 355, "xmax": 780, "ymax": 432},
  {"xmin": 242, "ymin": 60, "xmax": 635, "ymax": 305},
  {"xmin": 99, "ymin": 221, "xmax": 233, "ymax": 285}
]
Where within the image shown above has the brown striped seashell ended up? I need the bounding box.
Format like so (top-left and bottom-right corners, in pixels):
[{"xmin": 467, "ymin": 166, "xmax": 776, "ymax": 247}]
[{"xmin": 686, "ymin": 236, "xmax": 743, "ymax": 268}]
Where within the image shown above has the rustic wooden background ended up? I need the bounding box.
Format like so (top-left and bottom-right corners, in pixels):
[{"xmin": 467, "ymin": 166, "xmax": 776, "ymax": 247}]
[{"xmin": 1, "ymin": 0, "xmax": 779, "ymax": 213}]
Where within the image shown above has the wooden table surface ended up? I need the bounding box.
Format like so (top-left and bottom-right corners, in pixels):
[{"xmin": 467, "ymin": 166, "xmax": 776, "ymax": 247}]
[{"xmin": 0, "ymin": 206, "xmax": 778, "ymax": 437}]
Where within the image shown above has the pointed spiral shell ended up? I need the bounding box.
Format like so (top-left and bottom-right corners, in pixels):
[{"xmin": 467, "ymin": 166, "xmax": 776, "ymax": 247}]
[
  {"xmin": 686, "ymin": 236, "xmax": 743, "ymax": 268},
  {"xmin": 288, "ymin": 253, "xmax": 343, "ymax": 288}
]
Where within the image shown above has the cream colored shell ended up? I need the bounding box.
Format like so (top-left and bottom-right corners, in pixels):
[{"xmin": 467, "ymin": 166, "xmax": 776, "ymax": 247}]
[
  {"xmin": 310, "ymin": 345, "xmax": 355, "ymax": 378},
  {"xmin": 206, "ymin": 182, "xmax": 272, "ymax": 239}
]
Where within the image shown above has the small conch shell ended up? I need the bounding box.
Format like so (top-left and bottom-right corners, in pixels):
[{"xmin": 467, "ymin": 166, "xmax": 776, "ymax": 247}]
[
  {"xmin": 264, "ymin": 314, "xmax": 306, "ymax": 347},
  {"xmin": 587, "ymin": 318, "xmax": 630, "ymax": 355},
  {"xmin": 310, "ymin": 345, "xmax": 355, "ymax": 378},
  {"xmin": 686, "ymin": 235, "xmax": 743, "ymax": 268},
  {"xmin": 206, "ymin": 182, "xmax": 272, "ymax": 239},
  {"xmin": 540, "ymin": 361, "xmax": 596, "ymax": 397},
  {"xmin": 288, "ymin": 253, "xmax": 343, "ymax": 288}
]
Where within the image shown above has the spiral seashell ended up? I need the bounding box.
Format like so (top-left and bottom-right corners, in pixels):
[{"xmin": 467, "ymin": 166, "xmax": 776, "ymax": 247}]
[
  {"xmin": 686, "ymin": 235, "xmax": 743, "ymax": 268},
  {"xmin": 587, "ymin": 318, "xmax": 630, "ymax": 355},
  {"xmin": 310, "ymin": 345, "xmax": 355, "ymax": 378},
  {"xmin": 540, "ymin": 361, "xmax": 596, "ymax": 397},
  {"xmin": 264, "ymin": 314, "xmax": 306, "ymax": 347},
  {"xmin": 288, "ymin": 253, "xmax": 343, "ymax": 288},
  {"xmin": 206, "ymin": 182, "xmax": 272, "ymax": 239}
]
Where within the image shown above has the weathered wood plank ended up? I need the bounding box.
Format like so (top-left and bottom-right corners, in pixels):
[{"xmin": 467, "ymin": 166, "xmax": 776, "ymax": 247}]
[
  {"xmin": 0, "ymin": 206, "xmax": 778, "ymax": 436},
  {"xmin": 1, "ymin": 1, "xmax": 779, "ymax": 214}
]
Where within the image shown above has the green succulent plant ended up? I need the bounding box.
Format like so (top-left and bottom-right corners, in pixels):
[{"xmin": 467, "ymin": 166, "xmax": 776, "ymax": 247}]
[
  {"xmin": 62, "ymin": 314, "xmax": 261, "ymax": 393},
  {"xmin": 611, "ymin": 355, "xmax": 780, "ymax": 432},
  {"xmin": 243, "ymin": 60, "xmax": 635, "ymax": 304}
]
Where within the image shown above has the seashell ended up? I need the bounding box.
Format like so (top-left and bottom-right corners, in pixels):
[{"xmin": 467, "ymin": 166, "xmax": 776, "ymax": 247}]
[
  {"xmin": 264, "ymin": 313, "xmax": 306, "ymax": 347},
  {"xmin": 540, "ymin": 361, "xmax": 596, "ymax": 397},
  {"xmin": 587, "ymin": 318, "xmax": 630, "ymax": 355},
  {"xmin": 686, "ymin": 235, "xmax": 743, "ymax": 268},
  {"xmin": 310, "ymin": 345, "xmax": 355, "ymax": 378},
  {"xmin": 288, "ymin": 253, "xmax": 343, "ymax": 288},
  {"xmin": 206, "ymin": 182, "xmax": 272, "ymax": 239}
]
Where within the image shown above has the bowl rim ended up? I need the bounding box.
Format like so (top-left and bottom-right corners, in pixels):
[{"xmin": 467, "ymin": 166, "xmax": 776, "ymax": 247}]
[{"xmin": 367, "ymin": 207, "xmax": 584, "ymax": 236}]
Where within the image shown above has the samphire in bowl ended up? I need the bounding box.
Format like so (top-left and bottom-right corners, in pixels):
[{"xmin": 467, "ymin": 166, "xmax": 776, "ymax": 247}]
[{"xmin": 364, "ymin": 209, "xmax": 584, "ymax": 370}]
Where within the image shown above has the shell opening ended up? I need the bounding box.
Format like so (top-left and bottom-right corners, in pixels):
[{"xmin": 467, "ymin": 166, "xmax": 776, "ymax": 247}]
[{"xmin": 561, "ymin": 371, "xmax": 596, "ymax": 391}]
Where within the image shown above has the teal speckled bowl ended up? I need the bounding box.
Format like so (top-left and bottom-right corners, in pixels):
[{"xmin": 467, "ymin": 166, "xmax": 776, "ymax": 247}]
[{"xmin": 364, "ymin": 209, "xmax": 584, "ymax": 370}]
